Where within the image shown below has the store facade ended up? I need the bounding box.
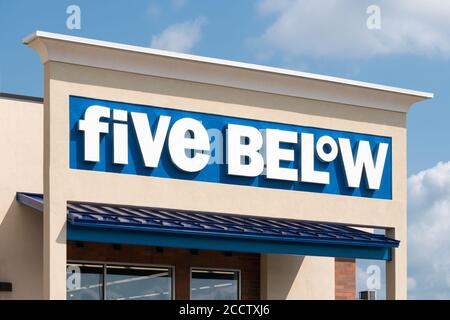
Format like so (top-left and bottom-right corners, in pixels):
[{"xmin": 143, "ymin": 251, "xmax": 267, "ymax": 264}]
[{"xmin": 0, "ymin": 31, "xmax": 432, "ymax": 300}]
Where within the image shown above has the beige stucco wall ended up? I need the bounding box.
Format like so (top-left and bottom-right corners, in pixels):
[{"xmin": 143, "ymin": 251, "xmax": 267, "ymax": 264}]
[
  {"xmin": 40, "ymin": 61, "xmax": 407, "ymax": 299},
  {"xmin": 0, "ymin": 97, "xmax": 43, "ymax": 299},
  {"xmin": 261, "ymin": 255, "xmax": 335, "ymax": 299}
]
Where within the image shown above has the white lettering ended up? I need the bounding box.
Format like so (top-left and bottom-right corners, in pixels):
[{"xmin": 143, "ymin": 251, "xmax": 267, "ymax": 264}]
[
  {"xmin": 113, "ymin": 109, "xmax": 128, "ymax": 165},
  {"xmin": 77, "ymin": 105, "xmax": 389, "ymax": 192},
  {"xmin": 79, "ymin": 105, "xmax": 110, "ymax": 162},
  {"xmin": 316, "ymin": 135, "xmax": 338, "ymax": 163},
  {"xmin": 301, "ymin": 133, "xmax": 329, "ymax": 184},
  {"xmin": 131, "ymin": 113, "xmax": 171, "ymax": 168},
  {"xmin": 339, "ymin": 138, "xmax": 388, "ymax": 190},
  {"xmin": 227, "ymin": 124, "xmax": 264, "ymax": 177},
  {"xmin": 264, "ymin": 128, "xmax": 298, "ymax": 181},
  {"xmin": 168, "ymin": 118, "xmax": 210, "ymax": 172}
]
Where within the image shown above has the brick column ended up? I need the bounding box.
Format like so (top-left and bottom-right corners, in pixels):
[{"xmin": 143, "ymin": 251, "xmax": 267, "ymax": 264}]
[{"xmin": 335, "ymin": 258, "xmax": 356, "ymax": 300}]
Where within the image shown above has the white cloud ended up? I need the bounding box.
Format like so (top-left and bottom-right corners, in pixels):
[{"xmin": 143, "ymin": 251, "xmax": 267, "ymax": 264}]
[
  {"xmin": 147, "ymin": 0, "xmax": 188, "ymax": 17},
  {"xmin": 407, "ymin": 277, "xmax": 417, "ymax": 291},
  {"xmin": 151, "ymin": 17, "xmax": 206, "ymax": 53},
  {"xmin": 258, "ymin": 0, "xmax": 293, "ymax": 15},
  {"xmin": 254, "ymin": 0, "xmax": 450, "ymax": 58},
  {"xmin": 408, "ymin": 161, "xmax": 450, "ymax": 299},
  {"xmin": 172, "ymin": 0, "xmax": 188, "ymax": 9}
]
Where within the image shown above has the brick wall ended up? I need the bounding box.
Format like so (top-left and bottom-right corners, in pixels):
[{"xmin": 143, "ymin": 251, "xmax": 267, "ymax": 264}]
[
  {"xmin": 67, "ymin": 241, "xmax": 260, "ymax": 300},
  {"xmin": 335, "ymin": 258, "xmax": 356, "ymax": 300}
]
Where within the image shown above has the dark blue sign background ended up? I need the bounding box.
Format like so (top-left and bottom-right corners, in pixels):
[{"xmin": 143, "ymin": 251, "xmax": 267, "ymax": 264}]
[{"xmin": 69, "ymin": 96, "xmax": 392, "ymax": 199}]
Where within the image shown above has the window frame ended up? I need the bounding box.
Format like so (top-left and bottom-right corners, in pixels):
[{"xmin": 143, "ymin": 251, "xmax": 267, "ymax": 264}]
[
  {"xmin": 189, "ymin": 267, "xmax": 241, "ymax": 300},
  {"xmin": 67, "ymin": 260, "xmax": 175, "ymax": 300}
]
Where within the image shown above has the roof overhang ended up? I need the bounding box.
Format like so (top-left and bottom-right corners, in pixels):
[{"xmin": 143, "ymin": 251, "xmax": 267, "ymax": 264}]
[
  {"xmin": 23, "ymin": 31, "xmax": 432, "ymax": 113},
  {"xmin": 17, "ymin": 192, "xmax": 399, "ymax": 261}
]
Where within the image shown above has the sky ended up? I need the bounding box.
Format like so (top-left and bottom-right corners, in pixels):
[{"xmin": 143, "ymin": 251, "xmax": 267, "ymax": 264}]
[{"xmin": 0, "ymin": 0, "xmax": 449, "ymax": 299}]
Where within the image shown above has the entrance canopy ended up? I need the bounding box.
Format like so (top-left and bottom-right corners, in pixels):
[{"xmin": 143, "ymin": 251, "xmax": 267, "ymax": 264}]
[{"xmin": 17, "ymin": 192, "xmax": 399, "ymax": 260}]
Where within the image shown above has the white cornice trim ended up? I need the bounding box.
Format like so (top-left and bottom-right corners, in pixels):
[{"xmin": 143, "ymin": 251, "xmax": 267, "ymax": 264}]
[{"xmin": 24, "ymin": 31, "xmax": 433, "ymax": 113}]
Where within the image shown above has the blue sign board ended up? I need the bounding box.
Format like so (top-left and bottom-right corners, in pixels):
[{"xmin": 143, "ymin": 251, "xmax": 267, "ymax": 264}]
[{"xmin": 69, "ymin": 96, "xmax": 392, "ymax": 199}]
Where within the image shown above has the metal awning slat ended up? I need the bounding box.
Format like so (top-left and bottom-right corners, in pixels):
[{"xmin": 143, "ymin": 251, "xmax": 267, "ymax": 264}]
[{"xmin": 16, "ymin": 192, "xmax": 400, "ymax": 260}]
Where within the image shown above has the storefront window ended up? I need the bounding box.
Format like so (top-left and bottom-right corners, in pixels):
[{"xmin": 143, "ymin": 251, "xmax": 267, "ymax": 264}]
[
  {"xmin": 66, "ymin": 263, "xmax": 173, "ymax": 300},
  {"xmin": 106, "ymin": 266, "xmax": 172, "ymax": 300},
  {"xmin": 191, "ymin": 269, "xmax": 239, "ymax": 300},
  {"xmin": 66, "ymin": 263, "xmax": 104, "ymax": 300}
]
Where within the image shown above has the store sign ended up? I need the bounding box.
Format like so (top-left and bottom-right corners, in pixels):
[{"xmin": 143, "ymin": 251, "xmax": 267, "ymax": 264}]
[{"xmin": 70, "ymin": 96, "xmax": 392, "ymax": 199}]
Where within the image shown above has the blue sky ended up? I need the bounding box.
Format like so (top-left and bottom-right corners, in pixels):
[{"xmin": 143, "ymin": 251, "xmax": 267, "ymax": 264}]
[{"xmin": 1, "ymin": 0, "xmax": 449, "ymax": 299}]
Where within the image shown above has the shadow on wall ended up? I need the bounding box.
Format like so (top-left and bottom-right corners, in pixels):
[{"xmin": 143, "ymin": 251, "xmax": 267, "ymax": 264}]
[
  {"xmin": 0, "ymin": 197, "xmax": 43, "ymax": 300},
  {"xmin": 53, "ymin": 63, "xmax": 405, "ymax": 129},
  {"xmin": 262, "ymin": 254, "xmax": 306, "ymax": 299},
  {"xmin": 280, "ymin": 255, "xmax": 306, "ymax": 300}
]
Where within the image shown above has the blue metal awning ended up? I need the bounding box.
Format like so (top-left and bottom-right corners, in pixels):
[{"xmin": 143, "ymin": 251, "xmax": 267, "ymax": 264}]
[{"xmin": 17, "ymin": 192, "xmax": 399, "ymax": 260}]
